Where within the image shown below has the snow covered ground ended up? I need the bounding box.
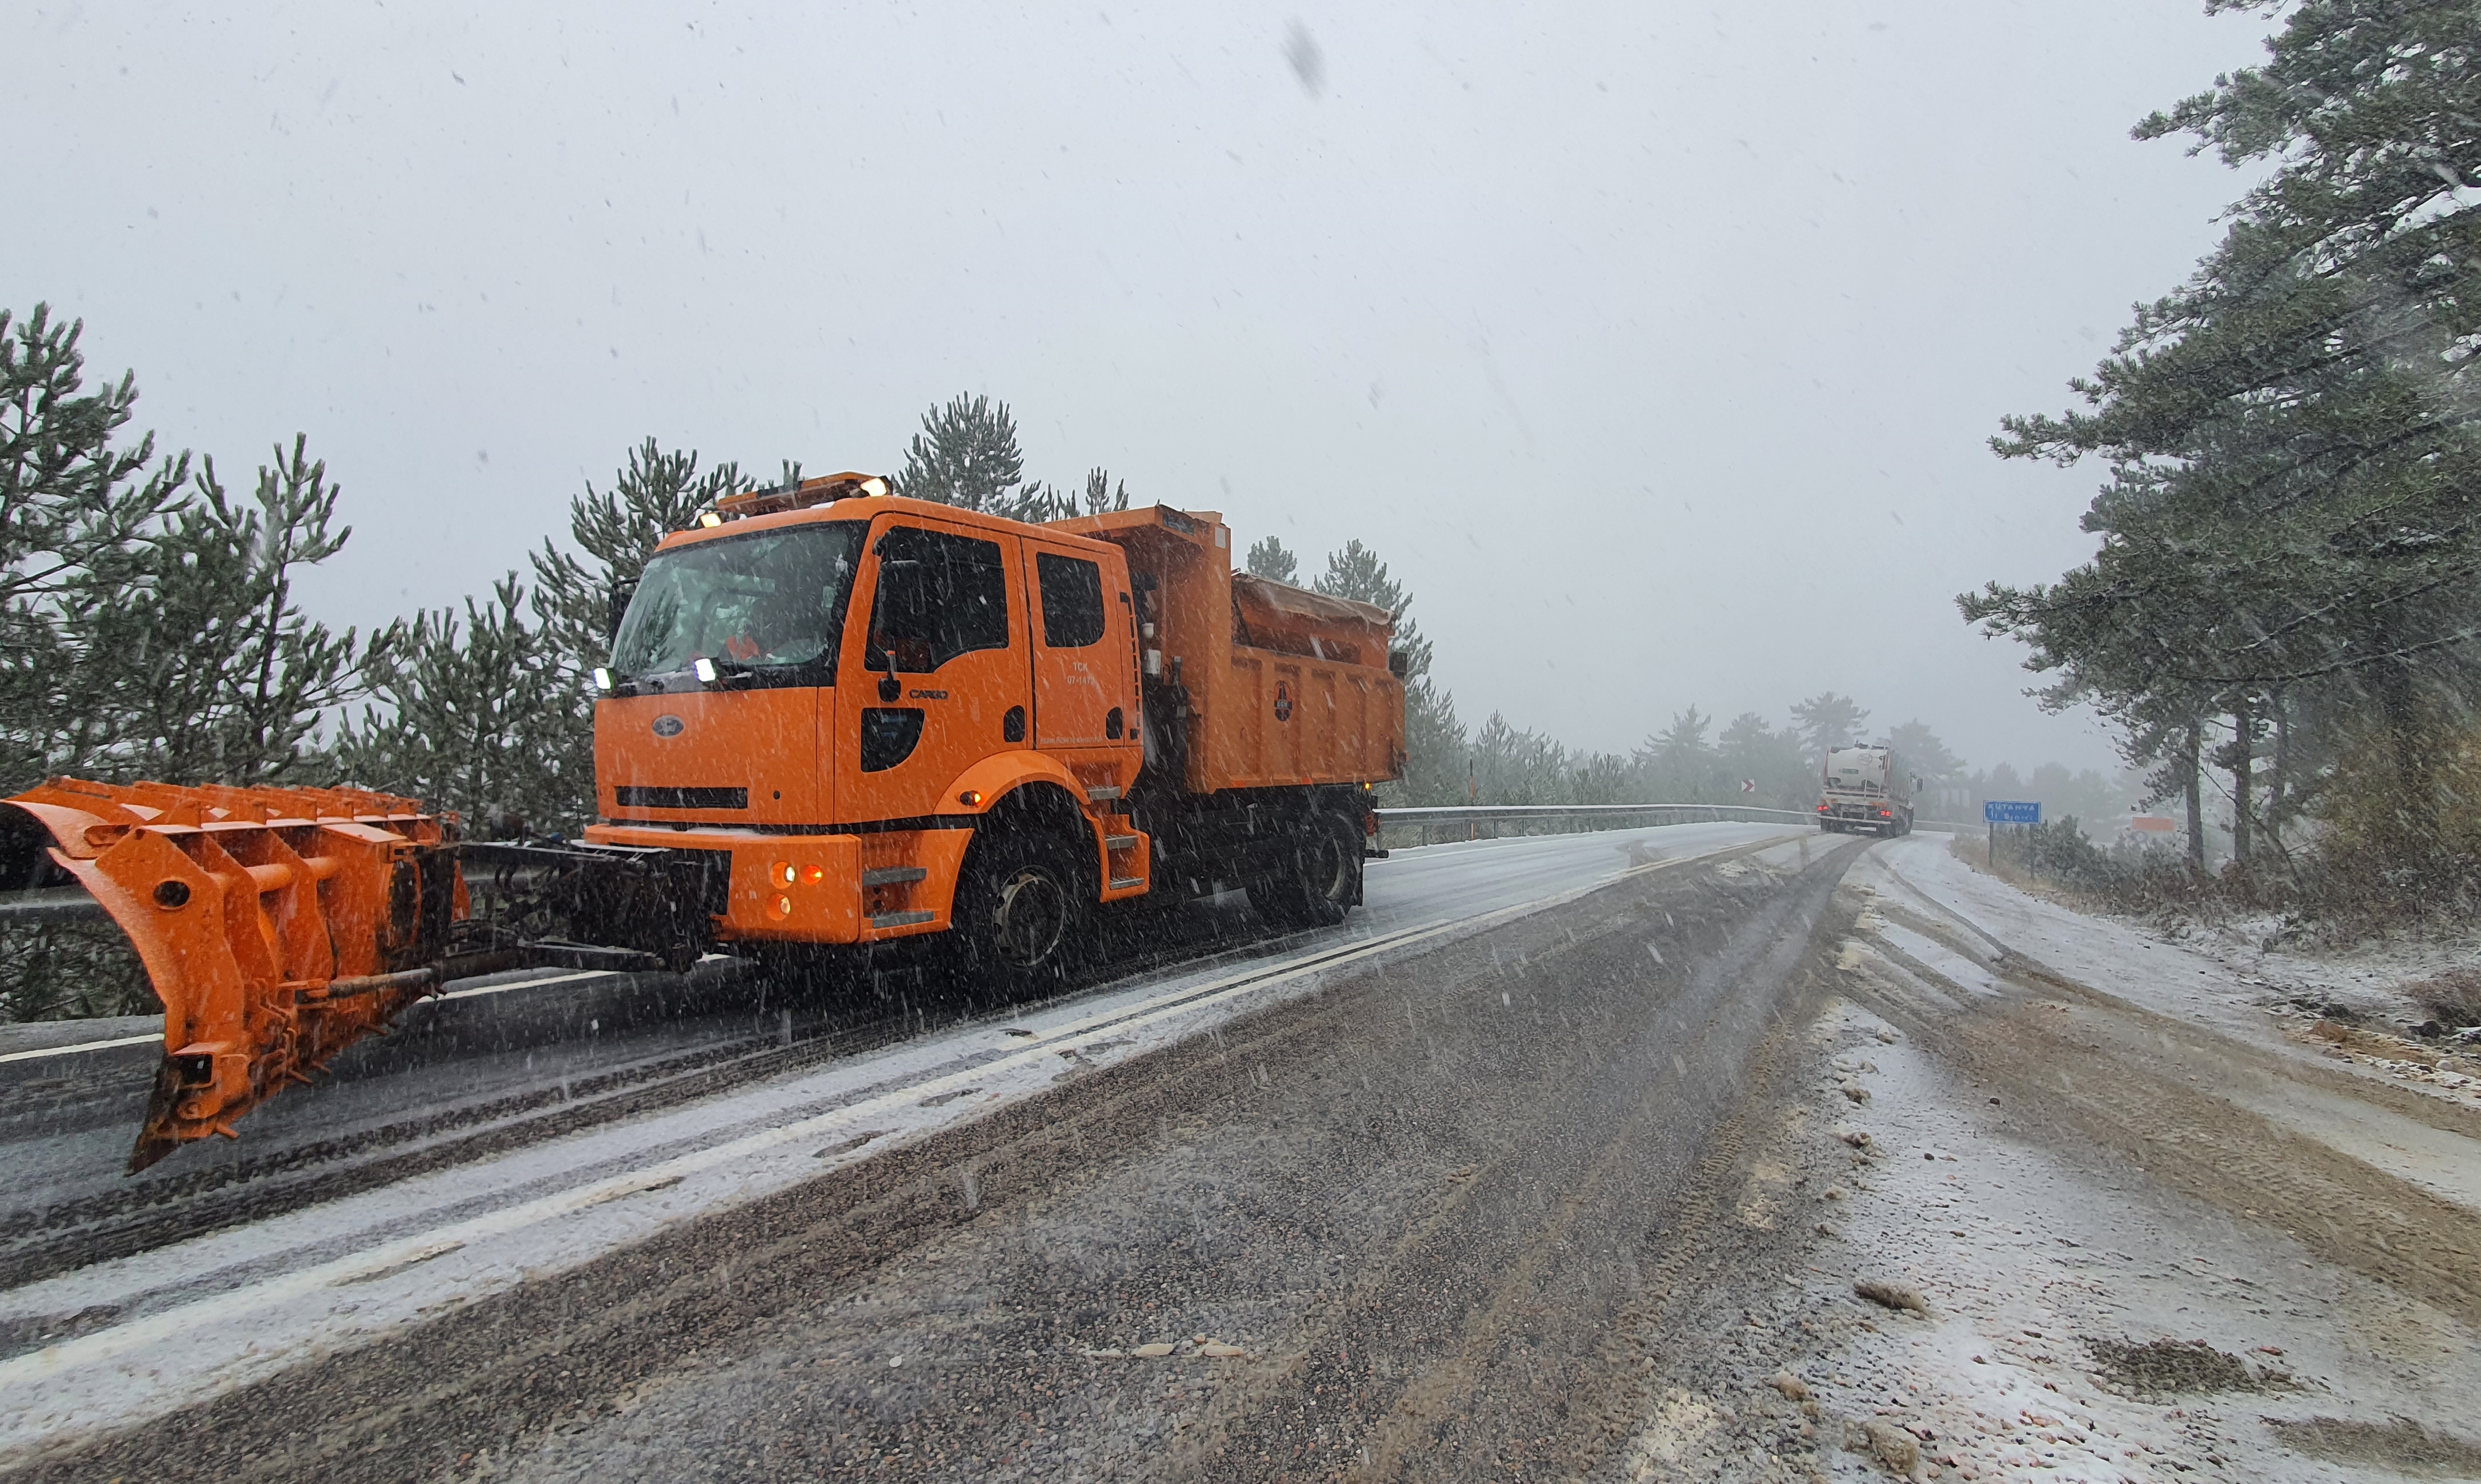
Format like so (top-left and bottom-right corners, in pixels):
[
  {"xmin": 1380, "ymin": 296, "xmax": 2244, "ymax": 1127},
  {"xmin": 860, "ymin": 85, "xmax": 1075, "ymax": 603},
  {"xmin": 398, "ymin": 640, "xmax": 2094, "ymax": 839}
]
[
  {"xmin": 1780, "ymin": 836, "xmax": 2481, "ymax": 1483},
  {"xmin": 1802, "ymin": 999, "xmax": 2481, "ymax": 1483},
  {"xmin": 1866, "ymin": 840, "xmax": 2481, "ymax": 1115}
]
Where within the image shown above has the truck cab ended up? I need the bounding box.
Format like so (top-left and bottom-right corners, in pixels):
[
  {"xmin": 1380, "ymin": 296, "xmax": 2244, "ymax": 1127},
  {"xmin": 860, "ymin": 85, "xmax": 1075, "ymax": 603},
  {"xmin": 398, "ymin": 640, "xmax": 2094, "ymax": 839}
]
[
  {"xmin": 578, "ymin": 473, "xmax": 1402, "ymax": 987},
  {"xmin": 583, "ymin": 478, "xmax": 1149, "ymax": 977}
]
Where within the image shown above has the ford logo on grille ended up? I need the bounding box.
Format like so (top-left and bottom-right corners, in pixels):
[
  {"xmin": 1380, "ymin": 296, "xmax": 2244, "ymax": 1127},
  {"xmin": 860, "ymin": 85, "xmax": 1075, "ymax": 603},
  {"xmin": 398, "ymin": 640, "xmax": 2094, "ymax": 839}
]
[{"xmin": 651, "ymin": 715, "xmax": 685, "ymax": 738}]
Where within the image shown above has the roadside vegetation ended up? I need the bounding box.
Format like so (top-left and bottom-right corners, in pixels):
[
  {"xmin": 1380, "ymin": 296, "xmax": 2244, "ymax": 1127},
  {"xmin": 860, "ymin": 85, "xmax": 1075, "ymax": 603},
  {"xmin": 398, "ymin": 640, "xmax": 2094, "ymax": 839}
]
[{"xmin": 1962, "ymin": 1, "xmax": 2480, "ymax": 926}]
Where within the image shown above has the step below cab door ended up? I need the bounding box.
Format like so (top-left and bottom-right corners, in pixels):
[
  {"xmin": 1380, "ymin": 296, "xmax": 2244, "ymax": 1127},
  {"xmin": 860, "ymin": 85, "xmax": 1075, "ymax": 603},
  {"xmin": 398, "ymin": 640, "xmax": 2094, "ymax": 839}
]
[{"xmin": 836, "ymin": 518, "xmax": 1033, "ymax": 824}]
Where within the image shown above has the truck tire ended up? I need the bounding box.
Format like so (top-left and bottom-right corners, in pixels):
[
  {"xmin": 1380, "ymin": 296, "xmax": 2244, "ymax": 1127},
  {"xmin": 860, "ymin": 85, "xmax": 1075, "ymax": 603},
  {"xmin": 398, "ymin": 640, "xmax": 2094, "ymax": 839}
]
[
  {"xmin": 952, "ymin": 827, "xmax": 1086, "ymax": 991},
  {"xmin": 1252, "ymin": 810, "xmax": 1360, "ymax": 929}
]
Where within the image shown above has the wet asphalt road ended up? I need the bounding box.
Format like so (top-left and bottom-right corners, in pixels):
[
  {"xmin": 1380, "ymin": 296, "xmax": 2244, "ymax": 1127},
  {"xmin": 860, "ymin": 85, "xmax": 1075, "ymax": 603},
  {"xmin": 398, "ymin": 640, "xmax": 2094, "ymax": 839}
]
[{"xmin": 15, "ymin": 832, "xmax": 1862, "ymax": 1483}]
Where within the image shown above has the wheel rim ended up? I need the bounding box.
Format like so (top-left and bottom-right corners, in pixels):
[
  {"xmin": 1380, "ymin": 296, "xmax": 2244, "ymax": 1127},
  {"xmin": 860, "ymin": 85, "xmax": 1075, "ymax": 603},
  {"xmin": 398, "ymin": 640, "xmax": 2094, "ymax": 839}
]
[{"xmin": 993, "ymin": 866, "xmax": 1069, "ymax": 967}]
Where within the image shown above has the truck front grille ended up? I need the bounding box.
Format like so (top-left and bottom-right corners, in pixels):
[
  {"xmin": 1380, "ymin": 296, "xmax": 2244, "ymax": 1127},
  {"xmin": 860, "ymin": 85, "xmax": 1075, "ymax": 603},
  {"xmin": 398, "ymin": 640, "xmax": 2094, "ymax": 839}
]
[{"xmin": 615, "ymin": 786, "xmax": 748, "ymax": 810}]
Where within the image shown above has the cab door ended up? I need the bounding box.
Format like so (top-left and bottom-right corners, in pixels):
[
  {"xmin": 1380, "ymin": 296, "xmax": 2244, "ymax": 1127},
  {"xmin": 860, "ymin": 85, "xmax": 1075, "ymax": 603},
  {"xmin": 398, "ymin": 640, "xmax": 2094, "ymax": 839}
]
[
  {"xmin": 1022, "ymin": 540, "xmax": 1135, "ymax": 753},
  {"xmin": 835, "ymin": 519, "xmax": 1032, "ymax": 823}
]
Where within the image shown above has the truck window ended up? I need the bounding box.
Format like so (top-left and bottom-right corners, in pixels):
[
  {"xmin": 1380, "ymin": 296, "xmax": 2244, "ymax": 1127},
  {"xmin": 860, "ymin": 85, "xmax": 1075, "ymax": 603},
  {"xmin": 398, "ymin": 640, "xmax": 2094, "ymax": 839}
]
[
  {"xmin": 868, "ymin": 525, "xmax": 1011, "ymax": 672},
  {"xmin": 612, "ymin": 520, "xmax": 865, "ymax": 687},
  {"xmin": 1035, "ymin": 552, "xmax": 1106, "ymax": 648}
]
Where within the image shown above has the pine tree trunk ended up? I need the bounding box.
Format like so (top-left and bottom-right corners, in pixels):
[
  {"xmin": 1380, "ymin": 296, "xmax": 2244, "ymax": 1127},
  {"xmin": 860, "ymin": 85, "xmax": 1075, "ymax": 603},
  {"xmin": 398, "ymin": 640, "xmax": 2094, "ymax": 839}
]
[
  {"xmin": 2229, "ymin": 701, "xmax": 2252, "ymax": 868},
  {"xmin": 2182, "ymin": 723, "xmax": 2205, "ymax": 870},
  {"xmin": 2373, "ymin": 659, "xmax": 2440, "ymax": 866}
]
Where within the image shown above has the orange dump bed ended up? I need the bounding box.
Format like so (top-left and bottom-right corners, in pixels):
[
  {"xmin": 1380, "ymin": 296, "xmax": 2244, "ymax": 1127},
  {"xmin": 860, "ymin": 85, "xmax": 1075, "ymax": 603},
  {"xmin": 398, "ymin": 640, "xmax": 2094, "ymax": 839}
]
[{"xmin": 1047, "ymin": 506, "xmax": 1406, "ymax": 796}]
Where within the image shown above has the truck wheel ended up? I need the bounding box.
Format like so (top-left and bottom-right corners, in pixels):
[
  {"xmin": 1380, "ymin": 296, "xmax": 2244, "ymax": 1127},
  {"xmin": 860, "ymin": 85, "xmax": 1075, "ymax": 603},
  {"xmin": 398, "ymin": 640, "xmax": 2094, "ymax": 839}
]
[
  {"xmin": 952, "ymin": 830, "xmax": 1085, "ymax": 990},
  {"xmin": 1253, "ymin": 811, "xmax": 1359, "ymax": 929}
]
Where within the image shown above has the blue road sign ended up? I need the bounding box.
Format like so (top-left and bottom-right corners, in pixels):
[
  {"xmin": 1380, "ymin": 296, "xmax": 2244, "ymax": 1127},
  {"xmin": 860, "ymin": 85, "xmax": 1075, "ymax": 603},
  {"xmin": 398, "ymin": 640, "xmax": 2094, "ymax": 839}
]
[{"xmin": 1984, "ymin": 800, "xmax": 2041, "ymax": 824}]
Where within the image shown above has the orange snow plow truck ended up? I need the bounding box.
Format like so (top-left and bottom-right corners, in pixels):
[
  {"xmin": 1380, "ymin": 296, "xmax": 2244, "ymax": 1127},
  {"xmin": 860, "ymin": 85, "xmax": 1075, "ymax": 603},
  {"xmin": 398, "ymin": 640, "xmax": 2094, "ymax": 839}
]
[{"xmin": 3, "ymin": 476, "xmax": 1406, "ymax": 1170}]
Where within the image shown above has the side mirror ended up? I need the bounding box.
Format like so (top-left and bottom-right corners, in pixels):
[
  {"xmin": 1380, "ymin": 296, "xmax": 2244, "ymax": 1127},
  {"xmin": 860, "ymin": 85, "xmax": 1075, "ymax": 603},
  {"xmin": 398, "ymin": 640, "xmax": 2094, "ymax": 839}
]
[
  {"xmin": 870, "ymin": 644, "xmax": 901, "ymax": 702},
  {"xmin": 1387, "ymin": 650, "xmax": 1410, "ymax": 678}
]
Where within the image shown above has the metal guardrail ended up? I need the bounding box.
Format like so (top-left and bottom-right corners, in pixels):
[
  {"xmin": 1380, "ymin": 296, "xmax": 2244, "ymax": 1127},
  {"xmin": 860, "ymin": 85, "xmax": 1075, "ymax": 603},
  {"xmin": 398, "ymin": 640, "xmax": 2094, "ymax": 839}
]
[
  {"xmin": 1374, "ymin": 803, "xmax": 1965, "ymax": 850},
  {"xmin": 0, "ymin": 887, "xmax": 108, "ymax": 924}
]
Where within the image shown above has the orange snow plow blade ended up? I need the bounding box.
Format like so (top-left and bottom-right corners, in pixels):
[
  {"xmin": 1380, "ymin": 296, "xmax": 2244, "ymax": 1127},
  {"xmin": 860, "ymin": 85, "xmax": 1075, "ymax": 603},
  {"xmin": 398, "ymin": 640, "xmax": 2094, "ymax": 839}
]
[{"xmin": 4, "ymin": 777, "xmax": 469, "ymax": 1171}]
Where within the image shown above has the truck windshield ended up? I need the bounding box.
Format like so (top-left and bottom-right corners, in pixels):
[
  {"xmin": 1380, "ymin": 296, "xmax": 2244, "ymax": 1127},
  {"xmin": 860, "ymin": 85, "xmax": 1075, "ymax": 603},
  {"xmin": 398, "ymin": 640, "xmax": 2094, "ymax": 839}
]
[{"xmin": 612, "ymin": 521, "xmax": 866, "ymax": 686}]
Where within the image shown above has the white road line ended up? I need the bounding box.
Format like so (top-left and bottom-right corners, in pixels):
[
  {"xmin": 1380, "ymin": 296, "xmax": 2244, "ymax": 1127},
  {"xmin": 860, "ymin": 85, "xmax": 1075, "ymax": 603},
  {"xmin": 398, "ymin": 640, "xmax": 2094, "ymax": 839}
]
[
  {"xmin": 0, "ymin": 971, "xmax": 632, "ymax": 1068},
  {"xmin": 0, "ymin": 1033, "xmax": 162, "ymax": 1065},
  {"xmin": 436, "ymin": 968, "xmax": 621, "ymax": 1001}
]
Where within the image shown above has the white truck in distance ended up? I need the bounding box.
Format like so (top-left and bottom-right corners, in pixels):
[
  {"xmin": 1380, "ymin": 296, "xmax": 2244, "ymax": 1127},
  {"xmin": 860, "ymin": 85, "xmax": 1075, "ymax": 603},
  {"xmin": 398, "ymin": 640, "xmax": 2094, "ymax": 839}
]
[{"xmin": 1817, "ymin": 743, "xmax": 1916, "ymax": 835}]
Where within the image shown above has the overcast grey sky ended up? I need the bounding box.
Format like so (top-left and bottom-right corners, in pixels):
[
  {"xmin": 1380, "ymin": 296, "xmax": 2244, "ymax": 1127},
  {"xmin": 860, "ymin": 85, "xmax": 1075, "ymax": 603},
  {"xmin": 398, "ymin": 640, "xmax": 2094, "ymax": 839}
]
[{"xmin": 13, "ymin": 2, "xmax": 2265, "ymax": 775}]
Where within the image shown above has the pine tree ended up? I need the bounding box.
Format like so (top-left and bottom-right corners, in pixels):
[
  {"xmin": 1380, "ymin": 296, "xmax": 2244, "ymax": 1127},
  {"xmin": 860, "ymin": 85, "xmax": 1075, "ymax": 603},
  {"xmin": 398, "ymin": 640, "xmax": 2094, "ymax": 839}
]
[
  {"xmin": 896, "ymin": 394, "xmax": 1027, "ymax": 513},
  {"xmin": 1314, "ymin": 539, "xmax": 1467, "ymax": 804},
  {"xmin": 1967, "ymin": 0, "xmax": 2481, "ymax": 883},
  {"xmin": 1788, "ymin": 692, "xmax": 1870, "ymax": 763},
  {"xmin": 1635, "ymin": 707, "xmax": 1721, "ymax": 800},
  {"xmin": 530, "ymin": 438, "xmax": 757, "ymax": 671},
  {"xmin": 2, "ymin": 309, "xmax": 360, "ymax": 1017},
  {"xmin": 1718, "ymin": 711, "xmax": 1813, "ymax": 810},
  {"xmin": 1471, "ymin": 711, "xmax": 1570, "ymax": 805},
  {"xmin": 0, "ymin": 305, "xmax": 190, "ymax": 614},
  {"xmin": 1245, "ymin": 535, "xmax": 1298, "ymax": 583},
  {"xmin": 90, "ymin": 437, "xmax": 364, "ymax": 784},
  {"xmin": 337, "ymin": 574, "xmax": 590, "ymax": 836},
  {"xmin": 1571, "ymin": 751, "xmax": 1634, "ymax": 805},
  {"xmin": 0, "ymin": 303, "xmax": 193, "ymax": 790},
  {"xmin": 1880, "ymin": 720, "xmax": 1963, "ymax": 785},
  {"xmin": 1082, "ymin": 468, "xmax": 1131, "ymax": 516}
]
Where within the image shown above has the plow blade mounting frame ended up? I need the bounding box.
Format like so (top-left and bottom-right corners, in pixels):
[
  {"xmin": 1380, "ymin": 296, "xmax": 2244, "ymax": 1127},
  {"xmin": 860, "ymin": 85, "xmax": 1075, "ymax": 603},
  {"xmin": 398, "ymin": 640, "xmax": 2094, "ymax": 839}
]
[{"xmin": 5, "ymin": 777, "xmax": 465, "ymax": 1171}]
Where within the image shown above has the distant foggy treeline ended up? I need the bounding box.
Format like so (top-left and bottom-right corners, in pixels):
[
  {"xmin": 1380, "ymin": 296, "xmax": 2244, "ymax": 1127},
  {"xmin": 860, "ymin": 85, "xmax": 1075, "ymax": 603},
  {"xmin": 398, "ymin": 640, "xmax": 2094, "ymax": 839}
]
[
  {"xmin": 1367, "ymin": 676, "xmax": 2133, "ymax": 829},
  {"xmin": 1963, "ymin": 1, "xmax": 2481, "ymax": 910}
]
